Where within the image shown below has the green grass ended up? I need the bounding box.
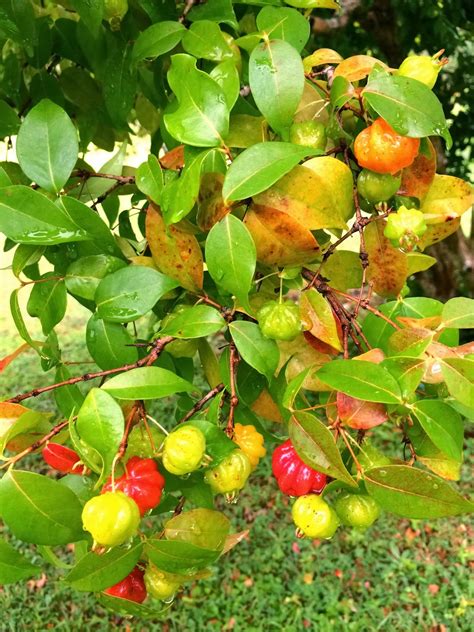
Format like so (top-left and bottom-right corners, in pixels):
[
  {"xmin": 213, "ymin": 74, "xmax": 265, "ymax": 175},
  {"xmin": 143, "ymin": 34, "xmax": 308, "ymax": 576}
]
[{"xmin": 0, "ymin": 301, "xmax": 473, "ymax": 631}]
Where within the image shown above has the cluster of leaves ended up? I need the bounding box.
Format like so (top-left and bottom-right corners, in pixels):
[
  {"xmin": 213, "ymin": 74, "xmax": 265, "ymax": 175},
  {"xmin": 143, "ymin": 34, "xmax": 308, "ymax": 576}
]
[{"xmin": 0, "ymin": 0, "xmax": 473, "ymax": 619}]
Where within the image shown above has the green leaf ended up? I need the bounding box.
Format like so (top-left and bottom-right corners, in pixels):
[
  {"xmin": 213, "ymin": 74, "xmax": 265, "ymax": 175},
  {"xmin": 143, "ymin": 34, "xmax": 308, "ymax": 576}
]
[
  {"xmin": 76, "ymin": 143, "xmax": 128, "ymax": 202},
  {"xmin": 71, "ymin": 0, "xmax": 104, "ymax": 35},
  {"xmin": 188, "ymin": 0, "xmax": 238, "ymax": 29},
  {"xmin": 0, "ymin": 409, "xmax": 51, "ymax": 459},
  {"xmin": 0, "ymin": 540, "xmax": 41, "ymax": 584},
  {"xmin": 205, "ymin": 214, "xmax": 256, "ymax": 310},
  {"xmin": 132, "ymin": 21, "xmax": 186, "ymax": 63},
  {"xmin": 12, "ymin": 244, "xmax": 45, "ymax": 278},
  {"xmin": 76, "ymin": 388, "xmax": 124, "ymax": 484},
  {"xmin": 441, "ymin": 357, "xmax": 474, "ymax": 408},
  {"xmin": 363, "ymin": 71, "xmax": 452, "ymax": 148},
  {"xmin": 364, "ymin": 465, "xmax": 473, "ymax": 518},
  {"xmin": 86, "ymin": 314, "xmax": 138, "ymax": 370},
  {"xmin": 54, "ymin": 365, "xmax": 85, "ymax": 418},
  {"xmin": 164, "ymin": 54, "xmax": 229, "ymax": 147},
  {"xmin": 164, "ymin": 509, "xmax": 230, "ymax": 551},
  {"xmin": 160, "ymin": 304, "xmax": 225, "ymax": 338},
  {"xmin": 65, "ymin": 542, "xmax": 142, "ymax": 592},
  {"xmin": 182, "ymin": 20, "xmax": 233, "ymax": 61},
  {"xmin": 441, "ymin": 297, "xmax": 474, "ymax": 329},
  {"xmin": 256, "ymin": 7, "xmax": 310, "ymax": 52},
  {"xmin": 222, "ymin": 142, "xmax": 319, "ymax": 202},
  {"xmin": 9, "ymin": 289, "xmax": 42, "ymax": 355},
  {"xmin": 103, "ymin": 41, "xmax": 136, "ymax": 128},
  {"xmin": 145, "ymin": 539, "xmax": 220, "ymax": 574},
  {"xmin": 210, "ymin": 60, "xmax": 240, "ymax": 110},
  {"xmin": 27, "ymin": 272, "xmax": 67, "ymax": 336},
  {"xmin": 249, "ymin": 39, "xmax": 304, "ymax": 135},
  {"xmin": 95, "ymin": 266, "xmax": 178, "ymax": 323},
  {"xmin": 0, "ymin": 100, "xmax": 20, "ymax": 138},
  {"xmin": 98, "ymin": 593, "xmax": 169, "ymax": 618},
  {"xmin": 187, "ymin": 419, "xmax": 236, "ymax": 465},
  {"xmin": 0, "ymin": 470, "xmax": 84, "ymax": 545},
  {"xmin": 136, "ymin": 155, "xmax": 163, "ymax": 205},
  {"xmin": 102, "ymin": 367, "xmax": 196, "ymax": 400},
  {"xmin": 412, "ymin": 400, "xmax": 463, "ymax": 462},
  {"xmin": 317, "ymin": 359, "xmax": 402, "ymax": 404},
  {"xmin": 16, "ymin": 99, "xmax": 78, "ymax": 193},
  {"xmin": 381, "ymin": 356, "xmax": 424, "ymax": 399},
  {"xmin": 229, "ymin": 321, "xmax": 279, "ymax": 381},
  {"xmin": 0, "ymin": 186, "xmax": 89, "ymax": 244},
  {"xmin": 65, "ymin": 255, "xmax": 126, "ymax": 301},
  {"xmin": 289, "ymin": 412, "xmax": 357, "ymax": 487}
]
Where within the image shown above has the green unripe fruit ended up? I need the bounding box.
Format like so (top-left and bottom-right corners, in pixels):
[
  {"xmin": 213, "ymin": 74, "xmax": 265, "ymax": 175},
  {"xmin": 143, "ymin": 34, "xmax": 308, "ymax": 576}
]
[
  {"xmin": 357, "ymin": 169, "xmax": 401, "ymax": 203},
  {"xmin": 204, "ymin": 449, "xmax": 251, "ymax": 494},
  {"xmin": 384, "ymin": 206, "xmax": 427, "ymax": 250},
  {"xmin": 162, "ymin": 426, "xmax": 206, "ymax": 476},
  {"xmin": 144, "ymin": 565, "xmax": 181, "ymax": 601},
  {"xmin": 257, "ymin": 300, "xmax": 301, "ymax": 341},
  {"xmin": 125, "ymin": 425, "xmax": 165, "ymax": 460},
  {"xmin": 334, "ymin": 493, "xmax": 381, "ymax": 529},
  {"xmin": 398, "ymin": 54, "xmax": 443, "ymax": 89},
  {"xmin": 291, "ymin": 494, "xmax": 340, "ymax": 539},
  {"xmin": 289, "ymin": 120, "xmax": 327, "ymax": 151},
  {"xmin": 82, "ymin": 491, "xmax": 140, "ymax": 547},
  {"xmin": 104, "ymin": 0, "xmax": 128, "ymax": 30}
]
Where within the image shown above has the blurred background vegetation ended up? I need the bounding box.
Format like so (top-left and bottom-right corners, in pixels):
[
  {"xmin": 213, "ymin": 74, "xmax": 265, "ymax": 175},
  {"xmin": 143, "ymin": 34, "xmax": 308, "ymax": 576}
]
[{"xmin": 0, "ymin": 1, "xmax": 473, "ymax": 630}]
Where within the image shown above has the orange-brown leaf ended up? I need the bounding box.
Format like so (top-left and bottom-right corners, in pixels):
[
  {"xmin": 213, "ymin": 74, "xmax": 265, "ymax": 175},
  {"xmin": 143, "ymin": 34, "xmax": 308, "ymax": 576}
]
[{"xmin": 365, "ymin": 220, "xmax": 408, "ymax": 298}]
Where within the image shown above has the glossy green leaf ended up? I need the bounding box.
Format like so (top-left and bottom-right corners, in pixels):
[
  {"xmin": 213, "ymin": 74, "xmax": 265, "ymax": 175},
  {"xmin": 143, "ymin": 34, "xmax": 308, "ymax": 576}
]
[
  {"xmin": 76, "ymin": 388, "xmax": 124, "ymax": 484},
  {"xmin": 364, "ymin": 465, "xmax": 473, "ymax": 518},
  {"xmin": 187, "ymin": 419, "xmax": 236, "ymax": 465},
  {"xmin": 205, "ymin": 214, "xmax": 256, "ymax": 310},
  {"xmin": 0, "ymin": 470, "xmax": 84, "ymax": 545},
  {"xmin": 364, "ymin": 71, "xmax": 452, "ymax": 148},
  {"xmin": 249, "ymin": 39, "xmax": 304, "ymax": 135},
  {"xmin": 182, "ymin": 20, "xmax": 233, "ymax": 61},
  {"xmin": 164, "ymin": 509, "xmax": 230, "ymax": 551},
  {"xmin": 71, "ymin": 0, "xmax": 104, "ymax": 35},
  {"xmin": 11, "ymin": 244, "xmax": 45, "ymax": 278},
  {"xmin": 188, "ymin": 0, "xmax": 238, "ymax": 29},
  {"xmin": 98, "ymin": 593, "xmax": 169, "ymax": 618},
  {"xmin": 54, "ymin": 364, "xmax": 85, "ymax": 418},
  {"xmin": 0, "ymin": 100, "xmax": 20, "ymax": 138},
  {"xmin": 222, "ymin": 142, "xmax": 319, "ymax": 201},
  {"xmin": 0, "ymin": 540, "xmax": 41, "ymax": 584},
  {"xmin": 16, "ymin": 99, "xmax": 78, "ymax": 193},
  {"xmin": 160, "ymin": 304, "xmax": 225, "ymax": 338},
  {"xmin": 210, "ymin": 60, "xmax": 240, "ymax": 110},
  {"xmin": 27, "ymin": 274, "xmax": 66, "ymax": 337},
  {"xmin": 103, "ymin": 41, "xmax": 136, "ymax": 127},
  {"xmin": 229, "ymin": 321, "xmax": 279, "ymax": 380},
  {"xmin": 136, "ymin": 155, "xmax": 163, "ymax": 205},
  {"xmin": 66, "ymin": 255, "xmax": 126, "ymax": 301},
  {"xmin": 441, "ymin": 297, "xmax": 474, "ymax": 329},
  {"xmin": 317, "ymin": 359, "xmax": 402, "ymax": 404},
  {"xmin": 102, "ymin": 367, "xmax": 196, "ymax": 400},
  {"xmin": 86, "ymin": 314, "xmax": 138, "ymax": 370},
  {"xmin": 289, "ymin": 412, "xmax": 357, "ymax": 487},
  {"xmin": 0, "ymin": 186, "xmax": 89, "ymax": 244},
  {"xmin": 132, "ymin": 21, "xmax": 186, "ymax": 62},
  {"xmin": 412, "ymin": 400, "xmax": 463, "ymax": 461},
  {"xmin": 381, "ymin": 356, "xmax": 424, "ymax": 398},
  {"xmin": 441, "ymin": 357, "xmax": 474, "ymax": 408},
  {"xmin": 164, "ymin": 54, "xmax": 229, "ymax": 147},
  {"xmin": 145, "ymin": 539, "xmax": 219, "ymax": 574},
  {"xmin": 65, "ymin": 542, "xmax": 142, "ymax": 591},
  {"xmin": 95, "ymin": 266, "xmax": 178, "ymax": 323},
  {"xmin": 256, "ymin": 6, "xmax": 310, "ymax": 52},
  {"xmin": 9, "ymin": 289, "xmax": 42, "ymax": 355}
]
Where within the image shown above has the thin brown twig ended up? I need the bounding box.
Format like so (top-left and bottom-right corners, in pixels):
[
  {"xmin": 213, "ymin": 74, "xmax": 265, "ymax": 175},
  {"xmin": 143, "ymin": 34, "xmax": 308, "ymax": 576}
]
[
  {"xmin": 226, "ymin": 343, "xmax": 240, "ymax": 437},
  {"xmin": 179, "ymin": 383, "xmax": 225, "ymax": 424}
]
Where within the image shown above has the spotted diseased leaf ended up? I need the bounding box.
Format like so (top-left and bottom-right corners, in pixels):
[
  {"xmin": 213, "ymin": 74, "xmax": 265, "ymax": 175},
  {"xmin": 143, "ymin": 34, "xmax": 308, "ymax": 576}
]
[
  {"xmin": 146, "ymin": 204, "xmax": 203, "ymax": 292},
  {"xmin": 418, "ymin": 217, "xmax": 461, "ymax": 250},
  {"xmin": 300, "ymin": 289, "xmax": 342, "ymax": 352},
  {"xmin": 196, "ymin": 173, "xmax": 230, "ymax": 231},
  {"xmin": 244, "ymin": 205, "xmax": 320, "ymax": 266},
  {"xmin": 419, "ymin": 175, "xmax": 474, "ymax": 224},
  {"xmin": 365, "ymin": 220, "xmax": 408, "ymax": 298},
  {"xmin": 289, "ymin": 412, "xmax": 357, "ymax": 487},
  {"xmin": 364, "ymin": 465, "xmax": 473, "ymax": 518},
  {"xmin": 399, "ymin": 139, "xmax": 436, "ymax": 201}
]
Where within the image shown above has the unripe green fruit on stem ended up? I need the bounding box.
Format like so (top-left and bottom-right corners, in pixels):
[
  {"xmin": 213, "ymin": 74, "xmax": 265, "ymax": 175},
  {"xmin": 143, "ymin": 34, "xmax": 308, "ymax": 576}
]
[
  {"xmin": 162, "ymin": 426, "xmax": 206, "ymax": 476},
  {"xmin": 291, "ymin": 494, "xmax": 340, "ymax": 539},
  {"xmin": 257, "ymin": 300, "xmax": 301, "ymax": 341},
  {"xmin": 289, "ymin": 120, "xmax": 327, "ymax": 151},
  {"xmin": 384, "ymin": 206, "xmax": 427, "ymax": 250},
  {"xmin": 125, "ymin": 424, "xmax": 164, "ymax": 460},
  {"xmin": 82, "ymin": 491, "xmax": 140, "ymax": 547},
  {"xmin": 204, "ymin": 449, "xmax": 251, "ymax": 494},
  {"xmin": 398, "ymin": 53, "xmax": 444, "ymax": 89},
  {"xmin": 144, "ymin": 564, "xmax": 181, "ymax": 601},
  {"xmin": 334, "ymin": 493, "xmax": 381, "ymax": 529},
  {"xmin": 357, "ymin": 169, "xmax": 401, "ymax": 203}
]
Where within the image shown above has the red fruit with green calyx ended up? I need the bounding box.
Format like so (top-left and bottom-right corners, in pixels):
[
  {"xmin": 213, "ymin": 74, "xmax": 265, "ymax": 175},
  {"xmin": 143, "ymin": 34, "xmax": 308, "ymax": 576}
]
[
  {"xmin": 104, "ymin": 566, "xmax": 147, "ymax": 603},
  {"xmin": 42, "ymin": 443, "xmax": 87, "ymax": 475}
]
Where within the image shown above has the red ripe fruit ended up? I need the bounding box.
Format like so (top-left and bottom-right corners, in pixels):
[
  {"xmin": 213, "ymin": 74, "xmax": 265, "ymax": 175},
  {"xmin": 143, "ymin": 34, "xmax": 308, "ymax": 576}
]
[
  {"xmin": 272, "ymin": 439, "xmax": 327, "ymax": 496},
  {"xmin": 104, "ymin": 566, "xmax": 147, "ymax": 603},
  {"xmin": 102, "ymin": 457, "xmax": 165, "ymax": 516},
  {"xmin": 42, "ymin": 443, "xmax": 87, "ymax": 475}
]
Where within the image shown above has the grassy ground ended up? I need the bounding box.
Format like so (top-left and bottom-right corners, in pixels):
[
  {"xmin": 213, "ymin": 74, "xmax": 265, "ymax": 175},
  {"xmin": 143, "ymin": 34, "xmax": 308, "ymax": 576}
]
[{"xmin": 0, "ymin": 289, "xmax": 473, "ymax": 631}]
